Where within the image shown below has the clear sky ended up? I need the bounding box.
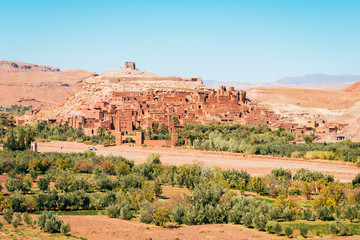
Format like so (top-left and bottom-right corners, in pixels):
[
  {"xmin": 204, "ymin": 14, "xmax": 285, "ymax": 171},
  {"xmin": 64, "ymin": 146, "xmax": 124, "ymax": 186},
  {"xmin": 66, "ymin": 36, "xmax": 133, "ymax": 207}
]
[{"xmin": 1, "ymin": 0, "xmax": 359, "ymax": 83}]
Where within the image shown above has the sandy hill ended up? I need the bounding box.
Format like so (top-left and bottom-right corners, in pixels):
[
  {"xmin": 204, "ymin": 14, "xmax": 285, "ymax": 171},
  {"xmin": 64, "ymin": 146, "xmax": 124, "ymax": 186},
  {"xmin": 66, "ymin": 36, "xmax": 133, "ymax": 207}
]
[
  {"xmin": 248, "ymin": 87, "xmax": 360, "ymax": 110},
  {"xmin": 0, "ymin": 60, "xmax": 60, "ymax": 74},
  {"xmin": 0, "ymin": 69, "xmax": 95, "ymax": 106},
  {"xmin": 343, "ymin": 81, "xmax": 360, "ymax": 92},
  {"xmin": 247, "ymin": 87, "xmax": 360, "ymax": 140}
]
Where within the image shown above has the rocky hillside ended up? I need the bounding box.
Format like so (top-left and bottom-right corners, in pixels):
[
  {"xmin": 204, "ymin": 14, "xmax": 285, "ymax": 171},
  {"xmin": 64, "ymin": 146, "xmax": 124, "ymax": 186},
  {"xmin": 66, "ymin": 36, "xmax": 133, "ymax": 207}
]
[
  {"xmin": 0, "ymin": 61, "xmax": 95, "ymax": 106},
  {"xmin": 343, "ymin": 81, "xmax": 360, "ymax": 92},
  {"xmin": 248, "ymin": 87, "xmax": 360, "ymax": 140},
  {"xmin": 0, "ymin": 61, "xmax": 60, "ymax": 74}
]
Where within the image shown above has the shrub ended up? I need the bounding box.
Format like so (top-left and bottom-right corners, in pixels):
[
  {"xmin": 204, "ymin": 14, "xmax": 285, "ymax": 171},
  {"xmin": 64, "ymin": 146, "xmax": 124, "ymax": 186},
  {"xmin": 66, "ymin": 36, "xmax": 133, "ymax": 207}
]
[
  {"xmin": 5, "ymin": 177, "xmax": 19, "ymax": 192},
  {"xmin": 283, "ymin": 207, "xmax": 294, "ymax": 221},
  {"xmin": 274, "ymin": 222, "xmax": 282, "ymax": 236},
  {"xmin": 23, "ymin": 212, "xmax": 33, "ymax": 227},
  {"xmin": 243, "ymin": 212, "xmax": 253, "ymax": 228},
  {"xmin": 299, "ymin": 224, "xmax": 309, "ymax": 238},
  {"xmin": 6, "ymin": 191, "xmax": 27, "ymax": 212},
  {"xmin": 329, "ymin": 220, "xmax": 349, "ymax": 236},
  {"xmin": 37, "ymin": 177, "xmax": 49, "ymax": 192},
  {"xmin": 316, "ymin": 206, "xmax": 334, "ymax": 221},
  {"xmin": 271, "ymin": 167, "xmax": 292, "ymax": 180},
  {"xmin": 140, "ymin": 206, "xmax": 155, "ymax": 224},
  {"xmin": 344, "ymin": 204, "xmax": 359, "ymax": 222},
  {"xmin": 284, "ymin": 226, "xmax": 293, "ymax": 238},
  {"xmin": 265, "ymin": 221, "xmax": 276, "ymax": 234},
  {"xmin": 352, "ymin": 173, "xmax": 360, "ymax": 187},
  {"xmin": 37, "ymin": 211, "xmax": 63, "ymax": 233},
  {"xmin": 253, "ymin": 214, "xmax": 268, "ymax": 231},
  {"xmin": 0, "ymin": 220, "xmax": 3, "ymax": 229},
  {"xmin": 105, "ymin": 204, "xmax": 120, "ymax": 218},
  {"xmin": 153, "ymin": 181, "xmax": 162, "ymax": 198},
  {"xmin": 14, "ymin": 212, "xmax": 22, "ymax": 222},
  {"xmin": 60, "ymin": 222, "xmax": 71, "ymax": 235},
  {"xmin": 153, "ymin": 207, "xmax": 171, "ymax": 227},
  {"xmin": 119, "ymin": 201, "xmax": 132, "ymax": 220},
  {"xmin": 171, "ymin": 204, "xmax": 186, "ymax": 225},
  {"xmin": 73, "ymin": 160, "xmax": 93, "ymax": 173},
  {"xmin": 29, "ymin": 168, "xmax": 38, "ymax": 181},
  {"xmin": 3, "ymin": 208, "xmax": 13, "ymax": 223},
  {"xmin": 11, "ymin": 217, "xmax": 20, "ymax": 229},
  {"xmin": 302, "ymin": 208, "xmax": 312, "ymax": 221}
]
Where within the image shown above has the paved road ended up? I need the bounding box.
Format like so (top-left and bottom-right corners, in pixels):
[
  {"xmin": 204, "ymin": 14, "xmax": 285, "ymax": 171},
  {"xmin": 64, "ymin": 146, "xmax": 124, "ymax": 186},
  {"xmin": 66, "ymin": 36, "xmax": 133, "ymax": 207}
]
[{"xmin": 36, "ymin": 141, "xmax": 360, "ymax": 182}]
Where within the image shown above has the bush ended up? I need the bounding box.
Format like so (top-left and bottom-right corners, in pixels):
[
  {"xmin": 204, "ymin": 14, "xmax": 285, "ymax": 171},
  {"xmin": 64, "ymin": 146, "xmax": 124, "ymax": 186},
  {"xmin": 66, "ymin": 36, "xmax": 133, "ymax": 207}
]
[
  {"xmin": 140, "ymin": 205, "xmax": 155, "ymax": 224},
  {"xmin": 153, "ymin": 207, "xmax": 170, "ymax": 226},
  {"xmin": 171, "ymin": 204, "xmax": 186, "ymax": 225},
  {"xmin": 105, "ymin": 204, "xmax": 120, "ymax": 218},
  {"xmin": 316, "ymin": 206, "xmax": 334, "ymax": 221},
  {"xmin": 37, "ymin": 211, "xmax": 63, "ymax": 233},
  {"xmin": 265, "ymin": 221, "xmax": 276, "ymax": 234},
  {"xmin": 29, "ymin": 168, "xmax": 38, "ymax": 181},
  {"xmin": 344, "ymin": 204, "xmax": 359, "ymax": 222},
  {"xmin": 352, "ymin": 173, "xmax": 360, "ymax": 186},
  {"xmin": 119, "ymin": 201, "xmax": 132, "ymax": 220},
  {"xmin": 37, "ymin": 177, "xmax": 49, "ymax": 192},
  {"xmin": 14, "ymin": 212, "xmax": 22, "ymax": 222},
  {"xmin": 284, "ymin": 226, "xmax": 293, "ymax": 238},
  {"xmin": 299, "ymin": 224, "xmax": 309, "ymax": 238},
  {"xmin": 23, "ymin": 212, "xmax": 33, "ymax": 227},
  {"xmin": 3, "ymin": 208, "xmax": 13, "ymax": 223},
  {"xmin": 283, "ymin": 207, "xmax": 294, "ymax": 221},
  {"xmin": 243, "ymin": 212, "xmax": 253, "ymax": 228},
  {"xmin": 302, "ymin": 208, "xmax": 312, "ymax": 221},
  {"xmin": 329, "ymin": 220, "xmax": 349, "ymax": 236},
  {"xmin": 0, "ymin": 220, "xmax": 3, "ymax": 229},
  {"xmin": 11, "ymin": 217, "xmax": 20, "ymax": 229},
  {"xmin": 271, "ymin": 167, "xmax": 292, "ymax": 180},
  {"xmin": 153, "ymin": 181, "xmax": 162, "ymax": 198},
  {"xmin": 253, "ymin": 214, "xmax": 267, "ymax": 231},
  {"xmin": 274, "ymin": 222, "xmax": 282, "ymax": 236},
  {"xmin": 60, "ymin": 222, "xmax": 71, "ymax": 235}
]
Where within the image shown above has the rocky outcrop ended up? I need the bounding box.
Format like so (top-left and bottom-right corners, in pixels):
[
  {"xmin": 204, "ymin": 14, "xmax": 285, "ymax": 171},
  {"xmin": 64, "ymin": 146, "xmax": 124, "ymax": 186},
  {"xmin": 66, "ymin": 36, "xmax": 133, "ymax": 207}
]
[{"xmin": 0, "ymin": 61, "xmax": 60, "ymax": 74}]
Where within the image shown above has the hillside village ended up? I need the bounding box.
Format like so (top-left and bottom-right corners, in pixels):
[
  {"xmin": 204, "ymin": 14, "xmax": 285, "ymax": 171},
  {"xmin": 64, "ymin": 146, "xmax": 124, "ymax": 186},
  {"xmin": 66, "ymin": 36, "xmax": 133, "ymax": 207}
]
[{"xmin": 17, "ymin": 62, "xmax": 351, "ymax": 145}]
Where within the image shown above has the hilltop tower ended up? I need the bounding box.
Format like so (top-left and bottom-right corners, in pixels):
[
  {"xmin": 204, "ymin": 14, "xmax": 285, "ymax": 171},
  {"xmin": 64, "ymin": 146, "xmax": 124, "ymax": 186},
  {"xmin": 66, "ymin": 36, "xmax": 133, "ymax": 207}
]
[{"xmin": 125, "ymin": 62, "xmax": 136, "ymax": 70}]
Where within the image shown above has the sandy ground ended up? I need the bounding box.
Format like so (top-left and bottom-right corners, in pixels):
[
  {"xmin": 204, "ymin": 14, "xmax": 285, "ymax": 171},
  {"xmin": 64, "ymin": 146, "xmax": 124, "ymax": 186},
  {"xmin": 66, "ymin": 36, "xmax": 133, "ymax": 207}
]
[
  {"xmin": 60, "ymin": 215, "xmax": 275, "ymax": 240},
  {"xmin": 37, "ymin": 141, "xmax": 359, "ymax": 182},
  {"xmin": 59, "ymin": 215, "xmax": 360, "ymax": 240}
]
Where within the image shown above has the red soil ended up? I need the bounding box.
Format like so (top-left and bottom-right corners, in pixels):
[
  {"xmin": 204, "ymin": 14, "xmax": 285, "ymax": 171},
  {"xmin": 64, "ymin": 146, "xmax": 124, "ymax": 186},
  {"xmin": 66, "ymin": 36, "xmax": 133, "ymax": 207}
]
[{"xmin": 60, "ymin": 215, "xmax": 275, "ymax": 240}]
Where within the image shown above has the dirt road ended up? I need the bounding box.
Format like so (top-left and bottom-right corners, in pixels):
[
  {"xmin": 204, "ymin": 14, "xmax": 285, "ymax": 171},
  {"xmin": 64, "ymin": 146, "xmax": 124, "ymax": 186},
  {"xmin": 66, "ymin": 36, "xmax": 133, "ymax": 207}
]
[{"xmin": 37, "ymin": 141, "xmax": 359, "ymax": 182}]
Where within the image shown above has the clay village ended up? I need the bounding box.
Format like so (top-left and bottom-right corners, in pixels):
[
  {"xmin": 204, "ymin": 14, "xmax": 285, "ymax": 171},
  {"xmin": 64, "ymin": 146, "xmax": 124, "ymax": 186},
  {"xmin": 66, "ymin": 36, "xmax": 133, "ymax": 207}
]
[{"xmin": 18, "ymin": 62, "xmax": 349, "ymax": 147}]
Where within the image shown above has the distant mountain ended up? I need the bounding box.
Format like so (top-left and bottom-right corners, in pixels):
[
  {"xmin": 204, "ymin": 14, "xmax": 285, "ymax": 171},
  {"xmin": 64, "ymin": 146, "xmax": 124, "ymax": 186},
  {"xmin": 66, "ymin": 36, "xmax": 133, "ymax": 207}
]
[
  {"xmin": 0, "ymin": 60, "xmax": 60, "ymax": 74},
  {"xmin": 276, "ymin": 74, "xmax": 360, "ymax": 85}
]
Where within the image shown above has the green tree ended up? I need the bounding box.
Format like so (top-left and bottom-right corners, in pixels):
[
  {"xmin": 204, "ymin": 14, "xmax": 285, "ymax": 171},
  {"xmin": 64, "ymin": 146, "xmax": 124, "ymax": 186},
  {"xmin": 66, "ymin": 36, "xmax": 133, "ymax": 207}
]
[
  {"xmin": 37, "ymin": 177, "xmax": 50, "ymax": 192},
  {"xmin": 284, "ymin": 226, "xmax": 293, "ymax": 238}
]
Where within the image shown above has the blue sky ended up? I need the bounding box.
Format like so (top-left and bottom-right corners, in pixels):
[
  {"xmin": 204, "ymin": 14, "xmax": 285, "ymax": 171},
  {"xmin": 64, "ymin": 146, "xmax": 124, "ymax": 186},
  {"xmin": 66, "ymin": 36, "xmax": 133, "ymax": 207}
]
[{"xmin": 1, "ymin": 0, "xmax": 359, "ymax": 83}]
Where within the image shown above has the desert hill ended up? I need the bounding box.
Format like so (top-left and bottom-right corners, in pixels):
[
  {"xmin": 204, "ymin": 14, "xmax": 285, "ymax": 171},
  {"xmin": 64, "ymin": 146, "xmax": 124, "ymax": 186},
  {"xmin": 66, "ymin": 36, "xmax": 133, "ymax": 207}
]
[
  {"xmin": 0, "ymin": 68, "xmax": 95, "ymax": 106},
  {"xmin": 343, "ymin": 81, "xmax": 360, "ymax": 92},
  {"xmin": 0, "ymin": 60, "xmax": 60, "ymax": 74},
  {"xmin": 204, "ymin": 80, "xmax": 351, "ymax": 92},
  {"xmin": 248, "ymin": 87, "xmax": 360, "ymax": 140}
]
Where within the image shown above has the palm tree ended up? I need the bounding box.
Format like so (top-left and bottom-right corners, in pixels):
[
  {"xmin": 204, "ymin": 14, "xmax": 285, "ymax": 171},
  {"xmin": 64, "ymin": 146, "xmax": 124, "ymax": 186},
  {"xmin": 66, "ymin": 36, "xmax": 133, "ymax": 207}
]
[{"xmin": 97, "ymin": 126, "xmax": 104, "ymax": 136}]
